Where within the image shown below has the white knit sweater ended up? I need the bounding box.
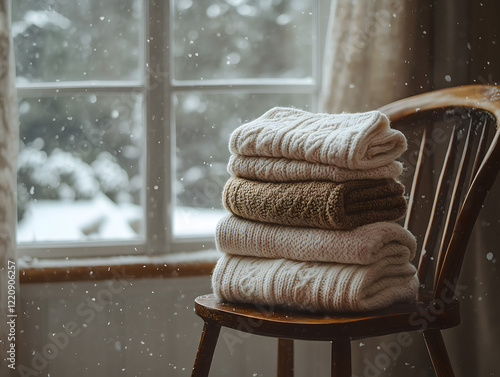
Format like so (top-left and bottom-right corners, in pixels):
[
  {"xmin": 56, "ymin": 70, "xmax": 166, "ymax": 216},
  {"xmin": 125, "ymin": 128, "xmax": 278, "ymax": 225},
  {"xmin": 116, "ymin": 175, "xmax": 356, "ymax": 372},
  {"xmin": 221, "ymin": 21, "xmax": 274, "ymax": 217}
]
[
  {"xmin": 216, "ymin": 215, "xmax": 416, "ymax": 265},
  {"xmin": 227, "ymin": 155, "xmax": 404, "ymax": 182},
  {"xmin": 229, "ymin": 107, "xmax": 407, "ymax": 170},
  {"xmin": 212, "ymin": 254, "xmax": 419, "ymax": 313}
]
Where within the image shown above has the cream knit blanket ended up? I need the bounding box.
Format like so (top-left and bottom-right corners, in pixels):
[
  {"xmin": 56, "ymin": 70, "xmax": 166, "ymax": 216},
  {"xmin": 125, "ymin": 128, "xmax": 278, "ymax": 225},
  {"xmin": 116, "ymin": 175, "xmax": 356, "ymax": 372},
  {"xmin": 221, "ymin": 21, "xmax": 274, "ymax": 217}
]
[
  {"xmin": 212, "ymin": 254, "xmax": 419, "ymax": 312},
  {"xmin": 229, "ymin": 107, "xmax": 407, "ymax": 170},
  {"xmin": 228, "ymin": 155, "xmax": 404, "ymax": 182},
  {"xmin": 223, "ymin": 177, "xmax": 407, "ymax": 230},
  {"xmin": 216, "ymin": 215, "xmax": 416, "ymax": 265}
]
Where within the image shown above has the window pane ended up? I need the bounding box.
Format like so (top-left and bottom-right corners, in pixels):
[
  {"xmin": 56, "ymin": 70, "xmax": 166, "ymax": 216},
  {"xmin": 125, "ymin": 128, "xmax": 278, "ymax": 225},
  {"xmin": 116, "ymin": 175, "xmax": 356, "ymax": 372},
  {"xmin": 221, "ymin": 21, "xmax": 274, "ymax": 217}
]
[
  {"xmin": 17, "ymin": 94, "xmax": 144, "ymax": 243},
  {"xmin": 174, "ymin": 92, "xmax": 313, "ymax": 237},
  {"xmin": 12, "ymin": 0, "xmax": 142, "ymax": 82},
  {"xmin": 172, "ymin": 0, "xmax": 314, "ymax": 80}
]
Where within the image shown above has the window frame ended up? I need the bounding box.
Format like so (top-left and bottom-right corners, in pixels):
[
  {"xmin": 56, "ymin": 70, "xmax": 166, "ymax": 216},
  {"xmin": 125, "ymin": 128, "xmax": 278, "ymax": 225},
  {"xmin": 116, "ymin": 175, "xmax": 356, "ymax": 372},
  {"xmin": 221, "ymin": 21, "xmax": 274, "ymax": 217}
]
[{"xmin": 16, "ymin": 0, "xmax": 324, "ymax": 259}]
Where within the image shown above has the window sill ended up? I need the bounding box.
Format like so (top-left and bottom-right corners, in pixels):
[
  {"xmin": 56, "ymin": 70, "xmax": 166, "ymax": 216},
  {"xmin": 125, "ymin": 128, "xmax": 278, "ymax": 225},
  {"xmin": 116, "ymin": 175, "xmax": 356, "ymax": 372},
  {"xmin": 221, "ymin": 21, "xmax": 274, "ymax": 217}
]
[{"xmin": 19, "ymin": 249, "xmax": 221, "ymax": 284}]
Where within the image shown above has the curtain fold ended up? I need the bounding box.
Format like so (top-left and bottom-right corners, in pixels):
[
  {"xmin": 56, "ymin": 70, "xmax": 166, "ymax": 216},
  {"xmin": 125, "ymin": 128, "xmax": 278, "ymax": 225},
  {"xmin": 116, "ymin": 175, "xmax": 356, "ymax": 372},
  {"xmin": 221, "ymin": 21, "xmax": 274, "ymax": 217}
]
[
  {"xmin": 321, "ymin": 0, "xmax": 433, "ymax": 113},
  {"xmin": 0, "ymin": 0, "xmax": 18, "ymax": 375},
  {"xmin": 321, "ymin": 1, "xmax": 500, "ymax": 376}
]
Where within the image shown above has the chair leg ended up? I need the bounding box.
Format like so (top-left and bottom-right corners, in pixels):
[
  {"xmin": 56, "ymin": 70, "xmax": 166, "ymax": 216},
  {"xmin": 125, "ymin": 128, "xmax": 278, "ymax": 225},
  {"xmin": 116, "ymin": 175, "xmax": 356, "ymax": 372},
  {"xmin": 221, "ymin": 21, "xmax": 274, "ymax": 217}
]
[
  {"xmin": 277, "ymin": 338, "xmax": 294, "ymax": 377},
  {"xmin": 331, "ymin": 339, "xmax": 351, "ymax": 377},
  {"xmin": 191, "ymin": 322, "xmax": 221, "ymax": 377},
  {"xmin": 423, "ymin": 329, "xmax": 455, "ymax": 377}
]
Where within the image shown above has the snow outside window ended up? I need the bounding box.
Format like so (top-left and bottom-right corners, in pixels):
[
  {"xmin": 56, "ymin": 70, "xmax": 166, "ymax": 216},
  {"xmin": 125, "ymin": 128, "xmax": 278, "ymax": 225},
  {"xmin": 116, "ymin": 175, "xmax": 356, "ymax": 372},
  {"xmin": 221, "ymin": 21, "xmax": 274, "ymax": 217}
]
[{"xmin": 13, "ymin": 0, "xmax": 320, "ymax": 258}]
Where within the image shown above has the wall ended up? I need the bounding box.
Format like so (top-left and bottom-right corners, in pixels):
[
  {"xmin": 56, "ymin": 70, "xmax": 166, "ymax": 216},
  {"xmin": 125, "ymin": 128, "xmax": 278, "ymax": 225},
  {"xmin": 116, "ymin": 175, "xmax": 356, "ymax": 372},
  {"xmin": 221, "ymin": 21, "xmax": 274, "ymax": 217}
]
[
  {"xmin": 16, "ymin": 262, "xmax": 500, "ymax": 377},
  {"xmin": 17, "ymin": 276, "xmax": 332, "ymax": 377}
]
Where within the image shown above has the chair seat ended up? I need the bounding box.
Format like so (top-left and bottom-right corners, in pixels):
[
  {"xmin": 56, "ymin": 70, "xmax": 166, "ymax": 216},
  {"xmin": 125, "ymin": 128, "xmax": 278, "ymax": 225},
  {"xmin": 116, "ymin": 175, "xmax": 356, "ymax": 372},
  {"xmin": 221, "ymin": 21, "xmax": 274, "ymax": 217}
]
[{"xmin": 194, "ymin": 293, "xmax": 460, "ymax": 341}]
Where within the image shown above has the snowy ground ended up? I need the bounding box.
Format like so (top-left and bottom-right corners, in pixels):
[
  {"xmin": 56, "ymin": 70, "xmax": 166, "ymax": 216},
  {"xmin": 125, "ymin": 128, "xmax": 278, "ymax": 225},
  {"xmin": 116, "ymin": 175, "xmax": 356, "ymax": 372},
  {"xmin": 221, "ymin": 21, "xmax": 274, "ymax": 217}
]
[{"xmin": 17, "ymin": 193, "xmax": 225, "ymax": 243}]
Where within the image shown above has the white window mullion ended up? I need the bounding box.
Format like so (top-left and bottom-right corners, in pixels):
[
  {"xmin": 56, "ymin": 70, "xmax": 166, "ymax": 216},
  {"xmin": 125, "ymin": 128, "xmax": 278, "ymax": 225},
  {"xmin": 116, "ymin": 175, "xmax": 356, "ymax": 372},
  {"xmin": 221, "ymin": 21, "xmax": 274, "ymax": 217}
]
[
  {"xmin": 145, "ymin": 0, "xmax": 171, "ymax": 255},
  {"xmin": 15, "ymin": 81, "xmax": 143, "ymax": 98},
  {"xmin": 312, "ymin": 0, "xmax": 322, "ymax": 112},
  {"xmin": 171, "ymin": 79, "xmax": 316, "ymax": 93}
]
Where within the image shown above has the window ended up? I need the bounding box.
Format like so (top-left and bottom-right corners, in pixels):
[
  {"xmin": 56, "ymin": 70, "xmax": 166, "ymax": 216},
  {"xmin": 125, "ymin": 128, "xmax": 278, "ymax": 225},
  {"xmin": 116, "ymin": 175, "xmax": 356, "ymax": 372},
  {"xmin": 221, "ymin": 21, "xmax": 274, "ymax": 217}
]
[{"xmin": 14, "ymin": 0, "xmax": 324, "ymax": 258}]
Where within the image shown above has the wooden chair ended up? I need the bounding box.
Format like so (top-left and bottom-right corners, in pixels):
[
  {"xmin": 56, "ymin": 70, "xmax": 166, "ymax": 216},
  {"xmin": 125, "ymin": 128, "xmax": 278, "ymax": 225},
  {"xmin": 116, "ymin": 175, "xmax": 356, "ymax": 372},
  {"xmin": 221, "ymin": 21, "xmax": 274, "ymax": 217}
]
[{"xmin": 190, "ymin": 85, "xmax": 500, "ymax": 377}]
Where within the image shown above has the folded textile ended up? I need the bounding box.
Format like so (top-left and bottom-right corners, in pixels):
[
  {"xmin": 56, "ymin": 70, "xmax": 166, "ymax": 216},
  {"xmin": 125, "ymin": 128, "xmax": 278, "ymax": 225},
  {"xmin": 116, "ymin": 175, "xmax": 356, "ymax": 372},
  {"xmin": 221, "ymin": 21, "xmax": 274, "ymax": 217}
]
[
  {"xmin": 228, "ymin": 155, "xmax": 404, "ymax": 182},
  {"xmin": 212, "ymin": 254, "xmax": 419, "ymax": 312},
  {"xmin": 229, "ymin": 107, "xmax": 407, "ymax": 170},
  {"xmin": 216, "ymin": 214, "xmax": 416, "ymax": 265},
  {"xmin": 222, "ymin": 177, "xmax": 407, "ymax": 230}
]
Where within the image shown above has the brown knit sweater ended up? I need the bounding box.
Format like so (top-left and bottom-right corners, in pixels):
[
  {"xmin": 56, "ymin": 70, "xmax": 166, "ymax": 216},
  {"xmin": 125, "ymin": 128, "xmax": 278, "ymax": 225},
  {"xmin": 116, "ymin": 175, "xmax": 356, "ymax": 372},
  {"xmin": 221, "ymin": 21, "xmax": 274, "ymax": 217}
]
[{"xmin": 222, "ymin": 177, "xmax": 407, "ymax": 230}]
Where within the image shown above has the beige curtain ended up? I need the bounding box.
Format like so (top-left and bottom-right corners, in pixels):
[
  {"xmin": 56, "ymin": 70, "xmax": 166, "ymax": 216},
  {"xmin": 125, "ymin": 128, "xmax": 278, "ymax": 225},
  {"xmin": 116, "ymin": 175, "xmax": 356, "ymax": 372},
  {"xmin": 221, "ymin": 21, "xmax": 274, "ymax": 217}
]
[
  {"xmin": 321, "ymin": 1, "xmax": 500, "ymax": 376},
  {"xmin": 321, "ymin": 0, "xmax": 433, "ymax": 112},
  {"xmin": 0, "ymin": 0, "xmax": 18, "ymax": 375}
]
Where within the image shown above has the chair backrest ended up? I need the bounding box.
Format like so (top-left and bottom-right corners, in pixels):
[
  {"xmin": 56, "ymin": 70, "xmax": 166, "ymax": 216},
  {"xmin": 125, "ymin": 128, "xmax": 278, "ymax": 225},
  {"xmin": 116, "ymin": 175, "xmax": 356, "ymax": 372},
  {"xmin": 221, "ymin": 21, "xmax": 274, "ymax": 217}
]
[{"xmin": 378, "ymin": 85, "xmax": 500, "ymax": 302}]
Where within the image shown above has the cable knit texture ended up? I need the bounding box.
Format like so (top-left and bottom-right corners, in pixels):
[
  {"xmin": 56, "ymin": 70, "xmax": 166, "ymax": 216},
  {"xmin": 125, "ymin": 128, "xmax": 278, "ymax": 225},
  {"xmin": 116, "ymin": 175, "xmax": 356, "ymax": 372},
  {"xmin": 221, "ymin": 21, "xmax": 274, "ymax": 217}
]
[
  {"xmin": 228, "ymin": 155, "xmax": 404, "ymax": 182},
  {"xmin": 229, "ymin": 107, "xmax": 407, "ymax": 170},
  {"xmin": 216, "ymin": 214, "xmax": 416, "ymax": 264},
  {"xmin": 212, "ymin": 254, "xmax": 419, "ymax": 312},
  {"xmin": 212, "ymin": 107, "xmax": 417, "ymax": 313},
  {"xmin": 223, "ymin": 177, "xmax": 407, "ymax": 230}
]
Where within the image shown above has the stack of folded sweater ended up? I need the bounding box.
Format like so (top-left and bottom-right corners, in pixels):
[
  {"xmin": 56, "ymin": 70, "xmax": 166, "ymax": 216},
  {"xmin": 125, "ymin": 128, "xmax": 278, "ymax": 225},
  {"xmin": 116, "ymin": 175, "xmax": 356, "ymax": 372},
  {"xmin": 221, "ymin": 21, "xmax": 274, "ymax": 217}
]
[{"xmin": 212, "ymin": 107, "xmax": 419, "ymax": 313}]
